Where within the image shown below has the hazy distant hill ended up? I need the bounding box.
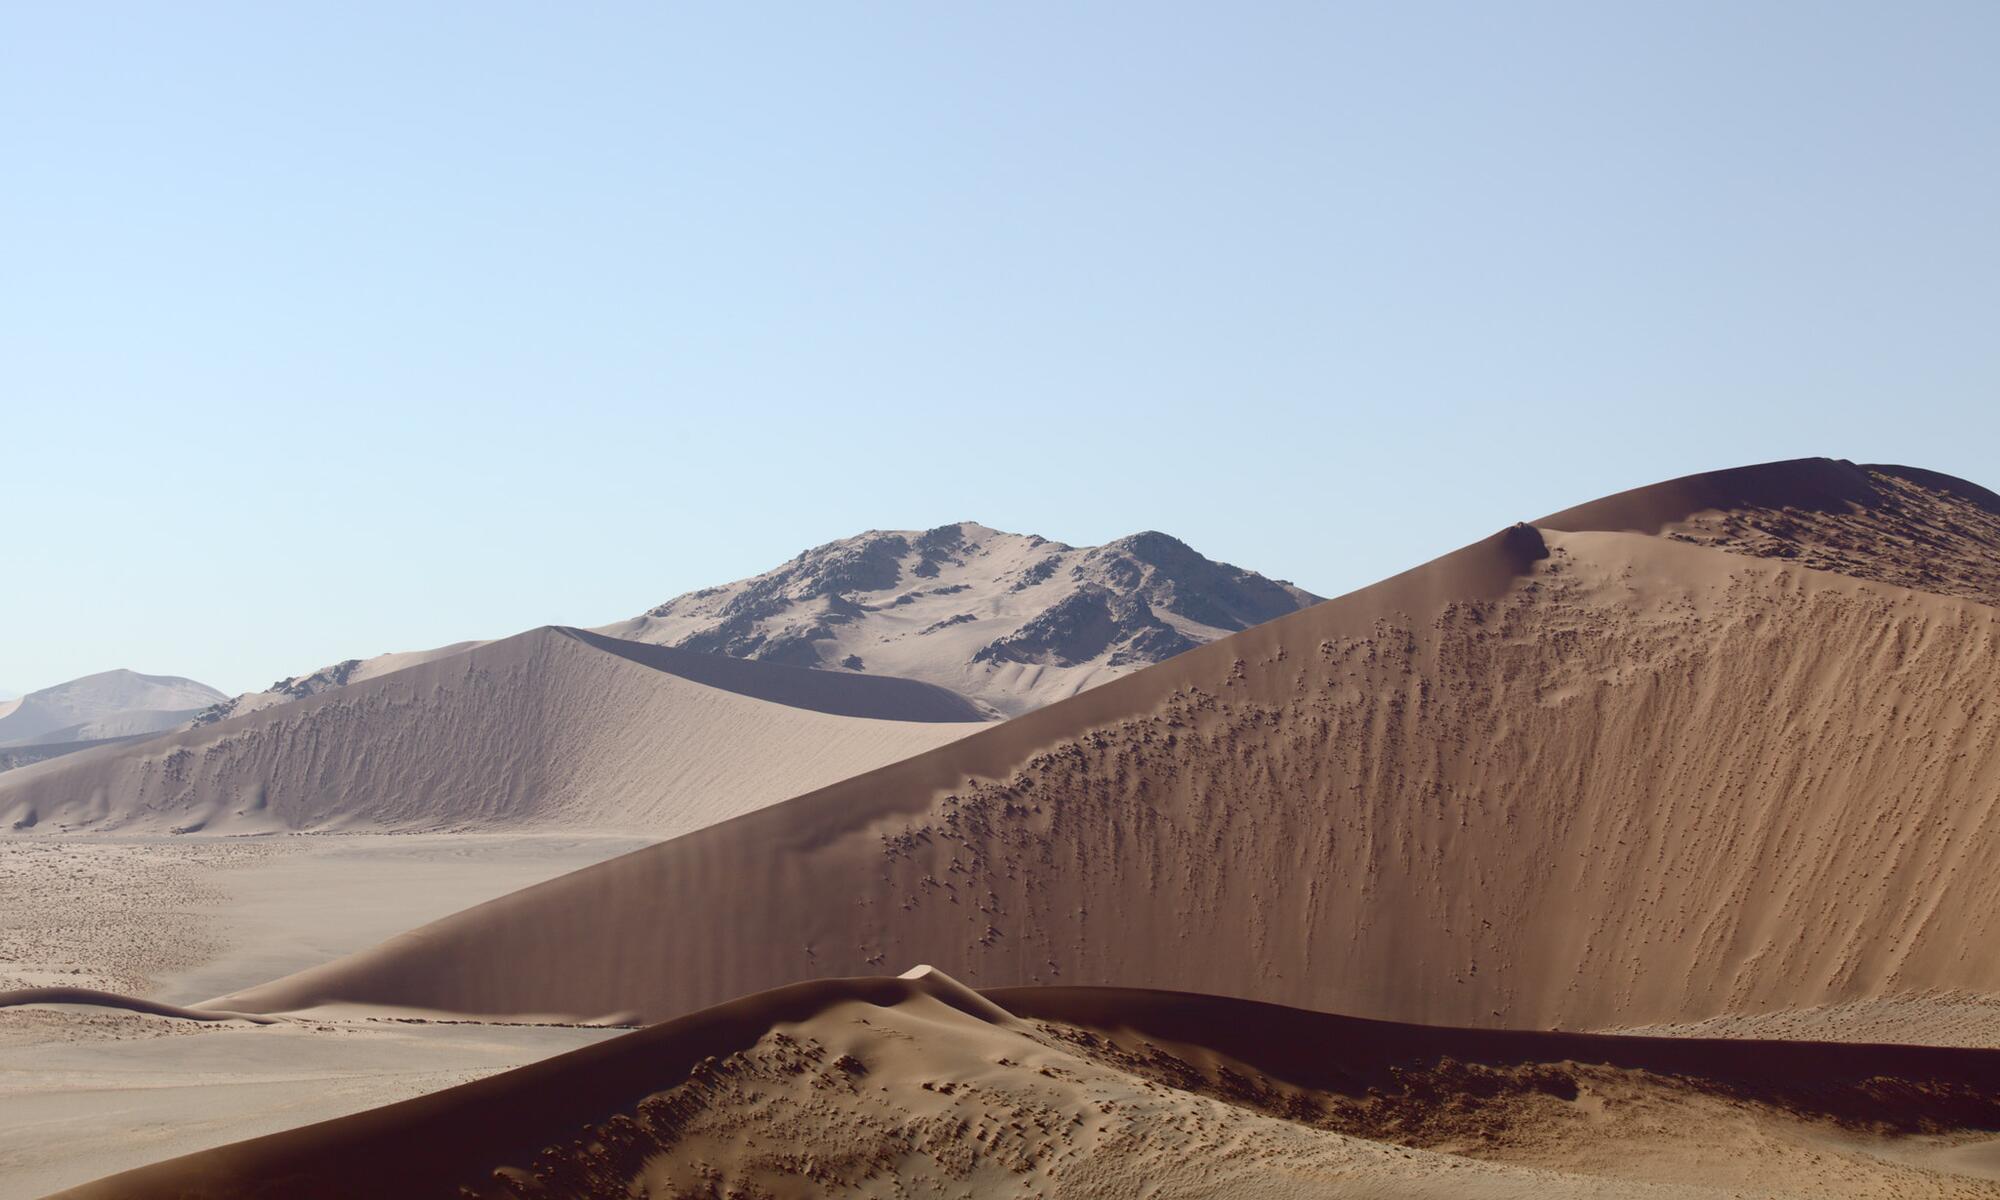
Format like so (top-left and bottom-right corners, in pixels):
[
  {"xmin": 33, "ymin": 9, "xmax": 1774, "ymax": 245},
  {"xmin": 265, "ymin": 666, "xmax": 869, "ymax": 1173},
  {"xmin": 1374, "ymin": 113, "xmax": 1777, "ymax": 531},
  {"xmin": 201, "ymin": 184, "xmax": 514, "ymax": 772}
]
[{"xmin": 0, "ymin": 670, "xmax": 224, "ymax": 764}]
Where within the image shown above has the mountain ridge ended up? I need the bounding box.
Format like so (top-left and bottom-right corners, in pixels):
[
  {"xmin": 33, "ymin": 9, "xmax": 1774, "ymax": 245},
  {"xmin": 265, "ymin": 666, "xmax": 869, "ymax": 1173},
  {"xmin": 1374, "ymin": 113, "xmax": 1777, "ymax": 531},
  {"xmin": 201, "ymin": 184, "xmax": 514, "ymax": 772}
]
[{"xmin": 601, "ymin": 520, "xmax": 1322, "ymax": 715}]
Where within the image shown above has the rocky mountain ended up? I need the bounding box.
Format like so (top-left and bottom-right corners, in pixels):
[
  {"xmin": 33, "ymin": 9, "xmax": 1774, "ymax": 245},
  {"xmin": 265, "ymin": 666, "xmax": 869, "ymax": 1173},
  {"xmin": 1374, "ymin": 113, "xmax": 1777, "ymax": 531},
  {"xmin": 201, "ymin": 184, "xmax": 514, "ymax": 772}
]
[
  {"xmin": 598, "ymin": 522, "xmax": 1322, "ymax": 715},
  {"xmin": 0, "ymin": 670, "xmax": 225, "ymax": 759}
]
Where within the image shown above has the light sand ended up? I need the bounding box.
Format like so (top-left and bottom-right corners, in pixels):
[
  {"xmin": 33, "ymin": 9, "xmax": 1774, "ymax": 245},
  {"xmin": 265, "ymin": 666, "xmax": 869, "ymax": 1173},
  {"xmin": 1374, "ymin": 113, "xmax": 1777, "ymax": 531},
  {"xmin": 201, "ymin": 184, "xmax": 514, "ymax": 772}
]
[
  {"xmin": 212, "ymin": 462, "xmax": 2000, "ymax": 1043},
  {"xmin": 0, "ymin": 835, "xmax": 643, "ymax": 1000},
  {"xmin": 53, "ymin": 970, "xmax": 2000, "ymax": 1199},
  {"xmin": 0, "ymin": 627, "xmax": 983, "ymax": 836},
  {"xmin": 0, "ymin": 832, "xmax": 644, "ymax": 1198},
  {"xmin": 0, "ymin": 1015, "xmax": 619, "ymax": 1200}
]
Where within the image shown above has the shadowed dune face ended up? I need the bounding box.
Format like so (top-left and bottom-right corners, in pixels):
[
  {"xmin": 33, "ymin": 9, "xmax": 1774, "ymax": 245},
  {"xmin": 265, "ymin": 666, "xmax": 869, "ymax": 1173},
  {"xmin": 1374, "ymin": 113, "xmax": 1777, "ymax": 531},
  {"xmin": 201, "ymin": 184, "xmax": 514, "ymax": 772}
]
[
  {"xmin": 54, "ymin": 976, "xmax": 2000, "ymax": 1199},
  {"xmin": 0, "ymin": 627, "xmax": 984, "ymax": 836},
  {"xmin": 214, "ymin": 460, "xmax": 2000, "ymax": 1040}
]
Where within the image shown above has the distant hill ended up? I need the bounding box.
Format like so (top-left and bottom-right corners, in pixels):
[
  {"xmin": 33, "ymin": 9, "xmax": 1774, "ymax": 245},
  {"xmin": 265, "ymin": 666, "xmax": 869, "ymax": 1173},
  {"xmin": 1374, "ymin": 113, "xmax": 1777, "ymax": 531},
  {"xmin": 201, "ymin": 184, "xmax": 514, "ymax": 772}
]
[
  {"xmin": 0, "ymin": 670, "xmax": 225, "ymax": 768},
  {"xmin": 600, "ymin": 521, "xmax": 1322, "ymax": 715}
]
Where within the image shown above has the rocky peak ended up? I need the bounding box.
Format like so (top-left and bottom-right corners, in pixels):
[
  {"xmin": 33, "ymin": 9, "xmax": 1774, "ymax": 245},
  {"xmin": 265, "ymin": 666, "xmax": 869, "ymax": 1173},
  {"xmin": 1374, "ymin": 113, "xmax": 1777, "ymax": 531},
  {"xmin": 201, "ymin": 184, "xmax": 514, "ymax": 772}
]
[{"xmin": 602, "ymin": 522, "xmax": 1318, "ymax": 716}]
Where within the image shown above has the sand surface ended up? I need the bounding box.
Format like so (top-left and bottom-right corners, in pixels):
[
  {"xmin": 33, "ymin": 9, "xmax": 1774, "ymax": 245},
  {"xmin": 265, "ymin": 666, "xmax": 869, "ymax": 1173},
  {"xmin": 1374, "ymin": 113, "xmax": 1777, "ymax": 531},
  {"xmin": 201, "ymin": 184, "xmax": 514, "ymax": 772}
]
[
  {"xmin": 215, "ymin": 462, "xmax": 2000, "ymax": 1045},
  {"xmin": 0, "ymin": 1015, "xmax": 620, "ymax": 1200},
  {"xmin": 55, "ymin": 970, "xmax": 2000, "ymax": 1199},
  {"xmin": 0, "ymin": 833, "xmax": 642, "ymax": 1197},
  {"xmin": 0, "ymin": 835, "xmax": 644, "ymax": 1000}
]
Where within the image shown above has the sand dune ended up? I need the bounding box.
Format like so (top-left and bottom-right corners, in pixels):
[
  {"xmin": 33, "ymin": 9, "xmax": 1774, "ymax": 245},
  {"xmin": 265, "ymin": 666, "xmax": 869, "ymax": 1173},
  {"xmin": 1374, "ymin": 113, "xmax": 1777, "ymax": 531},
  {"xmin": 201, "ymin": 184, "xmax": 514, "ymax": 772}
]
[
  {"xmin": 0, "ymin": 627, "xmax": 984, "ymax": 836},
  {"xmin": 56, "ymin": 970, "xmax": 2000, "ymax": 1198},
  {"xmin": 212, "ymin": 459, "xmax": 2000, "ymax": 1046}
]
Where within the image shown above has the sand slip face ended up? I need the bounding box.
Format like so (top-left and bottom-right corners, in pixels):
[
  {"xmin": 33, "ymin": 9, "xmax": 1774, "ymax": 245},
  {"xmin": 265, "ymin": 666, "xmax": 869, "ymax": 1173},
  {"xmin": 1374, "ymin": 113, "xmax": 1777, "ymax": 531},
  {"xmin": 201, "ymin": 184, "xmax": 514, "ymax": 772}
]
[
  {"xmin": 52, "ymin": 973, "xmax": 2000, "ymax": 1199},
  {"xmin": 206, "ymin": 461, "xmax": 2000, "ymax": 1043},
  {"xmin": 0, "ymin": 626, "xmax": 985, "ymax": 837}
]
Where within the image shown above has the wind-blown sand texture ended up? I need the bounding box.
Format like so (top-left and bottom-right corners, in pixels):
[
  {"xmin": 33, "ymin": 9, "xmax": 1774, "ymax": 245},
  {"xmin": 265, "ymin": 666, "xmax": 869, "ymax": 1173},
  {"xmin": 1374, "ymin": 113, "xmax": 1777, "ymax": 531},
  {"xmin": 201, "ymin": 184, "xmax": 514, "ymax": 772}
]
[
  {"xmin": 212, "ymin": 460, "xmax": 2000, "ymax": 1047},
  {"xmin": 54, "ymin": 969, "xmax": 2000, "ymax": 1199},
  {"xmin": 600, "ymin": 521, "xmax": 1322, "ymax": 716},
  {"xmin": 0, "ymin": 627, "xmax": 984, "ymax": 836}
]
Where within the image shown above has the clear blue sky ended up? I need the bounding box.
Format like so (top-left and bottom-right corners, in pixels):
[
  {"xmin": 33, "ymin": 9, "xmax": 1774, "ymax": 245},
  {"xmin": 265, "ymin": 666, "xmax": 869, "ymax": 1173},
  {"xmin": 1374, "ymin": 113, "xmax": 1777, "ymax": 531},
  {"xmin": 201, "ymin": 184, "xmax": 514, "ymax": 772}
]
[{"xmin": 5, "ymin": 3, "xmax": 1996, "ymax": 695}]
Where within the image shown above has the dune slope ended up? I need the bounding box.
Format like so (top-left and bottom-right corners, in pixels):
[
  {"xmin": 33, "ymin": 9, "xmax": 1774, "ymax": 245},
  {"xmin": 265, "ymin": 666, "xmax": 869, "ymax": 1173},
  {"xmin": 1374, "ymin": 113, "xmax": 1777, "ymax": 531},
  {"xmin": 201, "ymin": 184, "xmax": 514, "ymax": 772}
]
[
  {"xmin": 209, "ymin": 460, "xmax": 2000, "ymax": 1043},
  {"xmin": 0, "ymin": 627, "xmax": 984, "ymax": 836},
  {"xmin": 57, "ymin": 971, "xmax": 2000, "ymax": 1199}
]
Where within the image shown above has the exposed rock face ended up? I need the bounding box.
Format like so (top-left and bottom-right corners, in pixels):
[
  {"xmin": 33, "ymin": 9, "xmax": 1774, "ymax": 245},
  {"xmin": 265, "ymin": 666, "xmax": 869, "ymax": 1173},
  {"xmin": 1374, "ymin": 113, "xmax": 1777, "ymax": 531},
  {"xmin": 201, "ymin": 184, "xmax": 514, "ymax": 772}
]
[{"xmin": 601, "ymin": 522, "xmax": 1321, "ymax": 716}]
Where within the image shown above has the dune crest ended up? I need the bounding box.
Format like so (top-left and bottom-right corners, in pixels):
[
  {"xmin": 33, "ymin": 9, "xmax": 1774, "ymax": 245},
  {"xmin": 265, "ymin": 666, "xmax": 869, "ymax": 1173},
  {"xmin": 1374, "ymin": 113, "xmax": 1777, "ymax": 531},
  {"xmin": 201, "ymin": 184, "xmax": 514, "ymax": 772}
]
[{"xmin": 1544, "ymin": 456, "xmax": 2000, "ymax": 606}]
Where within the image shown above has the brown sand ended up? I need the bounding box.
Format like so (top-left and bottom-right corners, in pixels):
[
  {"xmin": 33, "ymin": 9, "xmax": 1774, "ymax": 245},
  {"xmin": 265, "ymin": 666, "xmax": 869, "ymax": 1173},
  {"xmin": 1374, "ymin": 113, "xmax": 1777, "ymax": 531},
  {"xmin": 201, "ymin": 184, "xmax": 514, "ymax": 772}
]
[
  {"xmin": 211, "ymin": 460, "xmax": 2000, "ymax": 1044},
  {"xmin": 0, "ymin": 627, "xmax": 983, "ymax": 836},
  {"xmin": 53, "ymin": 969, "xmax": 2000, "ymax": 1198}
]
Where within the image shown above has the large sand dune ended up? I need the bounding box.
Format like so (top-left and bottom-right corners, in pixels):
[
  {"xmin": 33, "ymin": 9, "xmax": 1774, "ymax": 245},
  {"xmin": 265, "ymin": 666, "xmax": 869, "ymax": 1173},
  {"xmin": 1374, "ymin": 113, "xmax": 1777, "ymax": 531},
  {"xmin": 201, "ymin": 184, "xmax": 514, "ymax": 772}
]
[
  {"xmin": 211, "ymin": 459, "xmax": 2000, "ymax": 1044},
  {"xmin": 0, "ymin": 627, "xmax": 984, "ymax": 836},
  {"xmin": 57, "ymin": 969, "xmax": 2000, "ymax": 1198}
]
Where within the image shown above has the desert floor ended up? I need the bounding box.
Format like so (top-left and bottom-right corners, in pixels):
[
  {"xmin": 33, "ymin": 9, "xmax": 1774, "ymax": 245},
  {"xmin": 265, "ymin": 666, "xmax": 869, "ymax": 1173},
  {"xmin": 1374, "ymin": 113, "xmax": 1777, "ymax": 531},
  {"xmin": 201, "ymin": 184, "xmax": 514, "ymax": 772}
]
[{"xmin": 0, "ymin": 834, "xmax": 643, "ymax": 1199}]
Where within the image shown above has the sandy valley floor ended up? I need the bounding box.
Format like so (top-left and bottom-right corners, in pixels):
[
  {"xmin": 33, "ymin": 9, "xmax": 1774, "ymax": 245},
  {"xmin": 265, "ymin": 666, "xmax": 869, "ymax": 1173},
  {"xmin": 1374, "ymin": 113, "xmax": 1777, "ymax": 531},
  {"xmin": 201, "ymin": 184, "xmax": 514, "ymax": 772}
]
[{"xmin": 0, "ymin": 834, "xmax": 643, "ymax": 1199}]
